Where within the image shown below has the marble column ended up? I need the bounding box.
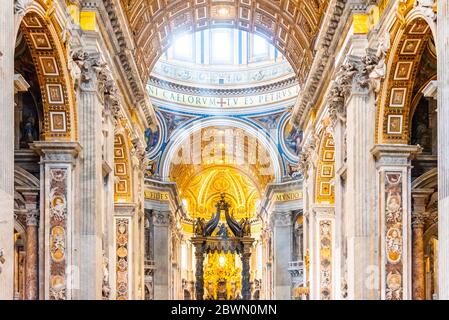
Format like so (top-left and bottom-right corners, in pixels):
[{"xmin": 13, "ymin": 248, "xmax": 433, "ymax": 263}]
[
  {"xmin": 241, "ymin": 239, "xmax": 253, "ymax": 300},
  {"xmin": 411, "ymin": 191, "xmax": 432, "ymax": 300},
  {"xmin": 75, "ymin": 46, "xmax": 108, "ymax": 300},
  {"xmin": 0, "ymin": 0, "xmax": 14, "ymax": 300},
  {"xmin": 31, "ymin": 141, "xmax": 81, "ymax": 300},
  {"xmin": 153, "ymin": 211, "xmax": 171, "ymax": 300},
  {"xmin": 192, "ymin": 241, "xmax": 205, "ymax": 300},
  {"xmin": 411, "ymin": 214, "xmax": 425, "ymax": 300},
  {"xmin": 23, "ymin": 192, "xmax": 39, "ymax": 300},
  {"xmin": 271, "ymin": 211, "xmax": 293, "ymax": 300},
  {"xmin": 371, "ymin": 144, "xmax": 421, "ymax": 300},
  {"xmin": 438, "ymin": 0, "xmax": 449, "ymax": 300}
]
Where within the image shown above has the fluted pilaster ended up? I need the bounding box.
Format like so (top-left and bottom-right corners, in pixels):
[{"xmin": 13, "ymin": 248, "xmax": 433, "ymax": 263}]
[
  {"xmin": 75, "ymin": 48, "xmax": 108, "ymax": 299},
  {"xmin": 345, "ymin": 84, "xmax": 377, "ymax": 300},
  {"xmin": 270, "ymin": 211, "xmax": 293, "ymax": 300}
]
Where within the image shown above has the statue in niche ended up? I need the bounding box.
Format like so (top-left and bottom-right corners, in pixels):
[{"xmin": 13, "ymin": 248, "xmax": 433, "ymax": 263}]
[
  {"xmin": 20, "ymin": 115, "xmax": 38, "ymax": 148},
  {"xmin": 216, "ymin": 223, "xmax": 229, "ymax": 239},
  {"xmin": 411, "ymin": 100, "xmax": 432, "ymax": 153}
]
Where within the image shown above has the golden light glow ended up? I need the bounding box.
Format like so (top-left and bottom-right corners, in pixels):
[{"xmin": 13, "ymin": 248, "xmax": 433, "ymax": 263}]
[
  {"xmin": 204, "ymin": 252, "xmax": 241, "ymax": 300},
  {"xmin": 218, "ymin": 255, "xmax": 227, "ymax": 267}
]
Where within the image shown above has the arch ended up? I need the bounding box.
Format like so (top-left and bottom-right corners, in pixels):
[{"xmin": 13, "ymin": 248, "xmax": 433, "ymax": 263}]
[
  {"xmin": 412, "ymin": 168, "xmax": 437, "ymax": 190},
  {"xmin": 14, "ymin": 167, "xmax": 40, "ymax": 190},
  {"xmin": 120, "ymin": 0, "xmax": 330, "ymax": 84},
  {"xmin": 160, "ymin": 117, "xmax": 282, "ymax": 182},
  {"xmin": 315, "ymin": 131, "xmax": 335, "ymax": 204},
  {"xmin": 376, "ymin": 15, "xmax": 435, "ymax": 144},
  {"xmin": 114, "ymin": 131, "xmax": 133, "ymax": 202},
  {"xmin": 17, "ymin": 6, "xmax": 77, "ymax": 141}
]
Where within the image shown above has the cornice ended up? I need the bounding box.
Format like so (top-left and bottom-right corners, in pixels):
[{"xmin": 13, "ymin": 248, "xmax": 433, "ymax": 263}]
[
  {"xmin": 98, "ymin": 0, "xmax": 155, "ymax": 127},
  {"xmin": 291, "ymin": 0, "xmax": 351, "ymax": 129},
  {"xmin": 148, "ymin": 76, "xmax": 298, "ymax": 97}
]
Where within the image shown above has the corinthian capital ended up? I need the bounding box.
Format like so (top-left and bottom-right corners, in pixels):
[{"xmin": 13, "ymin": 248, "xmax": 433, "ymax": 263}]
[
  {"xmin": 270, "ymin": 211, "xmax": 292, "ymax": 227},
  {"xmin": 327, "ymin": 84, "xmax": 346, "ymax": 125},
  {"xmin": 72, "ymin": 50, "xmax": 108, "ymax": 93},
  {"xmin": 26, "ymin": 209, "xmax": 39, "ymax": 227},
  {"xmin": 131, "ymin": 138, "xmax": 148, "ymax": 172}
]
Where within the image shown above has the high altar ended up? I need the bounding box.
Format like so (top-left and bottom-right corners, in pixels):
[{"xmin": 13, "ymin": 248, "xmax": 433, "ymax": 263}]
[{"xmin": 191, "ymin": 193, "xmax": 254, "ymax": 300}]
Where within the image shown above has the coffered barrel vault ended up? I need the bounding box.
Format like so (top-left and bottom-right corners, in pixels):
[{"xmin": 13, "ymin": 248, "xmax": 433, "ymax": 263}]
[{"xmin": 119, "ymin": 0, "xmax": 329, "ymax": 85}]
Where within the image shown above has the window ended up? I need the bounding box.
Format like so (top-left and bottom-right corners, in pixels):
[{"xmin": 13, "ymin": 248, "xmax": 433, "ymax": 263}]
[
  {"xmin": 211, "ymin": 29, "xmax": 233, "ymax": 64},
  {"xmin": 173, "ymin": 33, "xmax": 194, "ymax": 62},
  {"xmin": 253, "ymin": 34, "xmax": 268, "ymax": 56}
]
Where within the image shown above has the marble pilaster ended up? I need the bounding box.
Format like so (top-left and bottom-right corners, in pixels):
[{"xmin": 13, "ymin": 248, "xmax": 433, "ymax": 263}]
[
  {"xmin": 309, "ymin": 206, "xmax": 335, "ymax": 300},
  {"xmin": 328, "ymin": 97, "xmax": 346, "ymax": 300},
  {"xmin": 270, "ymin": 211, "xmax": 293, "ymax": 300},
  {"xmin": 73, "ymin": 43, "xmax": 108, "ymax": 300},
  {"xmin": 372, "ymin": 144, "xmax": 421, "ymax": 300},
  {"xmin": 113, "ymin": 203, "xmax": 136, "ymax": 300},
  {"xmin": 438, "ymin": 0, "xmax": 449, "ymax": 300},
  {"xmin": 0, "ymin": 0, "xmax": 15, "ymax": 300},
  {"xmin": 31, "ymin": 141, "xmax": 81, "ymax": 300},
  {"xmin": 152, "ymin": 210, "xmax": 171, "ymax": 300},
  {"xmin": 344, "ymin": 82, "xmax": 377, "ymax": 300}
]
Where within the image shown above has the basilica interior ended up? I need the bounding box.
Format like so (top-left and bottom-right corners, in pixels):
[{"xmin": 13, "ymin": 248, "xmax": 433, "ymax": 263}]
[{"xmin": 0, "ymin": 0, "xmax": 448, "ymax": 300}]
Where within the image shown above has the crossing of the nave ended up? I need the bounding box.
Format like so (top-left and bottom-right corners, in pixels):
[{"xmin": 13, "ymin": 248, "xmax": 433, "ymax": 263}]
[{"xmin": 0, "ymin": 0, "xmax": 448, "ymax": 300}]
